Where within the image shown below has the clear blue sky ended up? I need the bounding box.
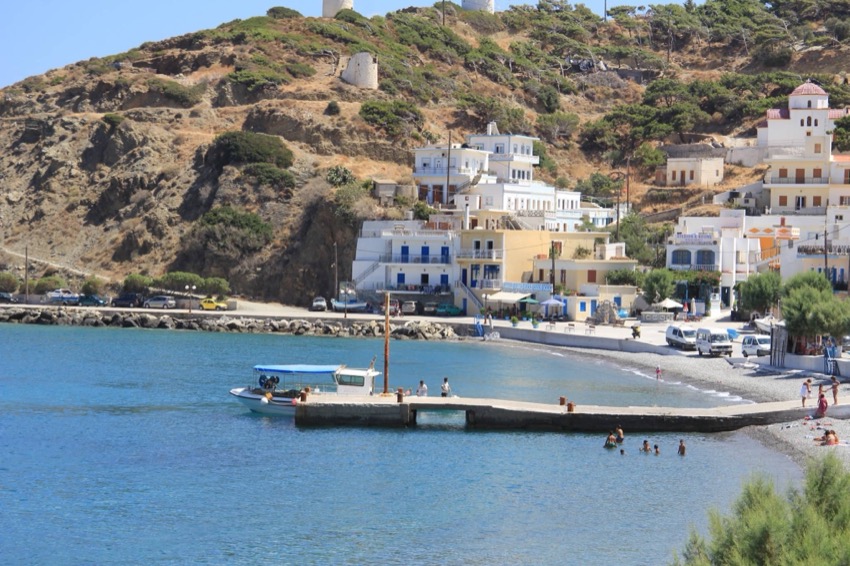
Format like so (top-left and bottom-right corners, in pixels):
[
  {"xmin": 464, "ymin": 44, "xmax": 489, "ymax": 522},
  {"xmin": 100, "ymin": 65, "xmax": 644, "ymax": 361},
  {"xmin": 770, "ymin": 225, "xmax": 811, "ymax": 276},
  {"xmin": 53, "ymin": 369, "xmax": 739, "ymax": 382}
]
[{"xmin": 1, "ymin": 0, "xmax": 638, "ymax": 88}]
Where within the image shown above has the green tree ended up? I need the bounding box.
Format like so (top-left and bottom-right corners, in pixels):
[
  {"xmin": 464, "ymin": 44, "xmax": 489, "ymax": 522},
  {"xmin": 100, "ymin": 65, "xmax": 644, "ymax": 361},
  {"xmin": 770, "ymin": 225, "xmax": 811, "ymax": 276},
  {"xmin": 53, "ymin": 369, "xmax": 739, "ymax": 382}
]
[
  {"xmin": 642, "ymin": 268, "xmax": 676, "ymax": 303},
  {"xmin": 81, "ymin": 277, "xmax": 105, "ymax": 296},
  {"xmin": 202, "ymin": 277, "xmax": 231, "ymax": 296},
  {"xmin": 672, "ymin": 454, "xmax": 850, "ymax": 565},
  {"xmin": 782, "ymin": 270, "xmax": 832, "ymax": 296},
  {"xmin": 605, "ymin": 268, "xmax": 645, "ymax": 287},
  {"xmin": 123, "ymin": 273, "xmax": 152, "ymax": 293},
  {"xmin": 0, "ymin": 272, "xmax": 19, "ymax": 293},
  {"xmin": 738, "ymin": 272, "xmax": 781, "ymax": 315},
  {"xmin": 208, "ymin": 131, "xmax": 293, "ymax": 171},
  {"xmin": 153, "ymin": 272, "xmax": 205, "ymax": 292},
  {"xmin": 34, "ymin": 275, "xmax": 66, "ymax": 294},
  {"xmin": 832, "ymin": 115, "xmax": 850, "ymax": 152},
  {"xmin": 536, "ymin": 111, "xmax": 580, "ymax": 144}
]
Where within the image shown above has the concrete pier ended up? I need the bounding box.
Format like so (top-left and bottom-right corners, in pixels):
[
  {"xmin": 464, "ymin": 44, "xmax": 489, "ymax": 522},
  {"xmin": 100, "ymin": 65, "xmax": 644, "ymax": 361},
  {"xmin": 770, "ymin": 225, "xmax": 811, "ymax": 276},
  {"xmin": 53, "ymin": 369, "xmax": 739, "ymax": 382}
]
[{"xmin": 293, "ymin": 395, "xmax": 850, "ymax": 432}]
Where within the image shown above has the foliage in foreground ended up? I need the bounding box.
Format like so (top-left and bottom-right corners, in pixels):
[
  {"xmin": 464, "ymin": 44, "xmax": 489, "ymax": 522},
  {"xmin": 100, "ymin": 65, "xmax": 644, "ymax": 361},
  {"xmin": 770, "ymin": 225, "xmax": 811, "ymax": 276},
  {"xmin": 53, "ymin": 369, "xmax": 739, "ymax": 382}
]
[{"xmin": 671, "ymin": 453, "xmax": 850, "ymax": 565}]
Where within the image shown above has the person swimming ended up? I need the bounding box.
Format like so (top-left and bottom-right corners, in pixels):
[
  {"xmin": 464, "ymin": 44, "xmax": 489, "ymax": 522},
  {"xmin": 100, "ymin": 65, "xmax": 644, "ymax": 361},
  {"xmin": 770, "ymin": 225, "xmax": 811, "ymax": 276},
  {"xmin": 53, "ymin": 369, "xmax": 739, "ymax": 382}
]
[
  {"xmin": 604, "ymin": 431, "xmax": 618, "ymax": 448},
  {"xmin": 615, "ymin": 424, "xmax": 624, "ymax": 443}
]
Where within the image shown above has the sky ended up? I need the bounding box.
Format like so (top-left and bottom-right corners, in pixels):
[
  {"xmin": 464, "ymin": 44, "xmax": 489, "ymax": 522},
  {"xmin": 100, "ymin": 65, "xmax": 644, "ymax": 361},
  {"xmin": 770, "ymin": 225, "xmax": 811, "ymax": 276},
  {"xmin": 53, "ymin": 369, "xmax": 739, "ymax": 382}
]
[{"xmin": 0, "ymin": 0, "xmax": 643, "ymax": 88}]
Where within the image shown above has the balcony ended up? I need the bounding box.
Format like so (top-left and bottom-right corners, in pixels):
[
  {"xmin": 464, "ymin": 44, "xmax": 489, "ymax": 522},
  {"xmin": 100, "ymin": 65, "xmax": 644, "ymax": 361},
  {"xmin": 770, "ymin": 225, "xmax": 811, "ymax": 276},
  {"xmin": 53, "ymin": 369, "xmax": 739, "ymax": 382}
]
[
  {"xmin": 765, "ymin": 176, "xmax": 829, "ymax": 185},
  {"xmin": 796, "ymin": 244, "xmax": 850, "ymax": 257},
  {"xmin": 669, "ymin": 264, "xmax": 719, "ymax": 272},
  {"xmin": 412, "ymin": 166, "xmax": 479, "ymax": 177},
  {"xmin": 488, "ymin": 153, "xmax": 540, "ymax": 165},
  {"xmin": 381, "ymin": 253, "xmax": 451, "ymax": 264},
  {"xmin": 457, "ymin": 248, "xmax": 504, "ymax": 260},
  {"xmin": 362, "ymin": 282, "xmax": 452, "ymax": 295}
]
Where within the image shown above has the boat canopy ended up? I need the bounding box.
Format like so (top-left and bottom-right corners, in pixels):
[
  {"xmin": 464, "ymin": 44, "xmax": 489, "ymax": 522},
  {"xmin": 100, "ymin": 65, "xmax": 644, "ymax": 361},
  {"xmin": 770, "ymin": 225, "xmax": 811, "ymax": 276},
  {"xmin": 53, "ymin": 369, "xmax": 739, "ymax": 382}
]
[{"xmin": 254, "ymin": 364, "xmax": 342, "ymax": 374}]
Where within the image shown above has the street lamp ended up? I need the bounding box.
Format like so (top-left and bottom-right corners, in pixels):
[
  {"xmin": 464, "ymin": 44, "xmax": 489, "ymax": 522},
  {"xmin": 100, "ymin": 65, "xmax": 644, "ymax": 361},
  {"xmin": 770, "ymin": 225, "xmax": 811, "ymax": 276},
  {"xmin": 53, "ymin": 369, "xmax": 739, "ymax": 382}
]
[{"xmin": 185, "ymin": 284, "xmax": 196, "ymax": 312}]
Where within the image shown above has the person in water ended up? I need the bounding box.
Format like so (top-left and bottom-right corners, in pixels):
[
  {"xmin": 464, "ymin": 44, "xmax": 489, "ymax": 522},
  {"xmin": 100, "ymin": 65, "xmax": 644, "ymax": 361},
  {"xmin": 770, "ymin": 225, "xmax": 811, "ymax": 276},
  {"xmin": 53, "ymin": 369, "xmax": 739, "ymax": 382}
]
[
  {"xmin": 615, "ymin": 424, "xmax": 625, "ymax": 443},
  {"xmin": 640, "ymin": 439, "xmax": 652, "ymax": 453},
  {"xmin": 653, "ymin": 444, "xmax": 660, "ymax": 455},
  {"xmin": 678, "ymin": 439, "xmax": 686, "ymax": 456},
  {"xmin": 604, "ymin": 431, "xmax": 618, "ymax": 448}
]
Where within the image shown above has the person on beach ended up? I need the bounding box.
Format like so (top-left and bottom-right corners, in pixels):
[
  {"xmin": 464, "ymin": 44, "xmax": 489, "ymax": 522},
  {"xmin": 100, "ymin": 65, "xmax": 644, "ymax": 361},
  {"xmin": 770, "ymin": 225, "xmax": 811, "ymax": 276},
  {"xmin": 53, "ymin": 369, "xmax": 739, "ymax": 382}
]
[
  {"xmin": 416, "ymin": 380, "xmax": 428, "ymax": 396},
  {"xmin": 678, "ymin": 439, "xmax": 686, "ymax": 456},
  {"xmin": 640, "ymin": 439, "xmax": 652, "ymax": 453},
  {"xmin": 832, "ymin": 376, "xmax": 840, "ymax": 405},
  {"xmin": 615, "ymin": 424, "xmax": 625, "ymax": 443},
  {"xmin": 441, "ymin": 377, "xmax": 451, "ymax": 397},
  {"xmin": 801, "ymin": 378, "xmax": 812, "ymax": 407},
  {"xmin": 818, "ymin": 383, "xmax": 825, "ymax": 399},
  {"xmin": 655, "ymin": 365, "xmax": 661, "ymax": 380},
  {"xmin": 815, "ymin": 393, "xmax": 828, "ymax": 418}
]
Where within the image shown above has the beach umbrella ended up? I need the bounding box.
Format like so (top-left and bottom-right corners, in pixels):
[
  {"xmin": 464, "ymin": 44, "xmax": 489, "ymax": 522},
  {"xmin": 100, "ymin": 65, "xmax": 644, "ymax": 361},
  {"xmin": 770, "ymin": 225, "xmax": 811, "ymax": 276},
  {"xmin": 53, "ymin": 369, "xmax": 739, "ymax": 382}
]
[
  {"xmin": 654, "ymin": 298, "xmax": 683, "ymax": 310},
  {"xmin": 539, "ymin": 298, "xmax": 564, "ymax": 307},
  {"xmin": 518, "ymin": 297, "xmax": 539, "ymax": 304}
]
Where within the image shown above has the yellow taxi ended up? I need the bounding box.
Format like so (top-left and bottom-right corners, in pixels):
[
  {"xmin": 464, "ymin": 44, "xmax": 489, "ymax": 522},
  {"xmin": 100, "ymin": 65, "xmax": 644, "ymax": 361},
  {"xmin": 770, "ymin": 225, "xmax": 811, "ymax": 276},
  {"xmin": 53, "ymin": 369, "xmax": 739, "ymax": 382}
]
[{"xmin": 200, "ymin": 297, "xmax": 229, "ymax": 311}]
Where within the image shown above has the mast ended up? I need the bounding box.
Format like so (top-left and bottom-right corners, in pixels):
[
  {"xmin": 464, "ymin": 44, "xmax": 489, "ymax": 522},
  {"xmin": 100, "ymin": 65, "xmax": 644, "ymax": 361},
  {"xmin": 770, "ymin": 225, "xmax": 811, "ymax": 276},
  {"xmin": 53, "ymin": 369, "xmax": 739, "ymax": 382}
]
[{"xmin": 383, "ymin": 292, "xmax": 390, "ymax": 394}]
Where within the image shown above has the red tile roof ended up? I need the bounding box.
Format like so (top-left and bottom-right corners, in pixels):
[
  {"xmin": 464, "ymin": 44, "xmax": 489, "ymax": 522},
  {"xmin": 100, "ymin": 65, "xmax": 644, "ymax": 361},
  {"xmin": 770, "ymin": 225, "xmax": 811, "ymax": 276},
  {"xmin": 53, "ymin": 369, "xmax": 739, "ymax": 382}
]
[{"xmin": 791, "ymin": 81, "xmax": 827, "ymax": 96}]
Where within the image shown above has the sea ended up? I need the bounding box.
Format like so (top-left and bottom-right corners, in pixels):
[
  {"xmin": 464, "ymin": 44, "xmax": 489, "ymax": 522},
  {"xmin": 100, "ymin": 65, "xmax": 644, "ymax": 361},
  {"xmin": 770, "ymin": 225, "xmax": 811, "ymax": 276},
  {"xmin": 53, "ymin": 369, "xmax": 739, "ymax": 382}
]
[{"xmin": 0, "ymin": 324, "xmax": 802, "ymax": 565}]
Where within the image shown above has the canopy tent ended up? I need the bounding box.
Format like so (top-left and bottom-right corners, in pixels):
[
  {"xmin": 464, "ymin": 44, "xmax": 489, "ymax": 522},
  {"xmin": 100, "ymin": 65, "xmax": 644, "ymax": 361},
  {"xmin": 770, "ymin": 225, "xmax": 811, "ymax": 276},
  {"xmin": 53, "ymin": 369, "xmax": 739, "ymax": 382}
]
[
  {"xmin": 654, "ymin": 298, "xmax": 683, "ymax": 310},
  {"xmin": 486, "ymin": 291, "xmax": 531, "ymax": 303}
]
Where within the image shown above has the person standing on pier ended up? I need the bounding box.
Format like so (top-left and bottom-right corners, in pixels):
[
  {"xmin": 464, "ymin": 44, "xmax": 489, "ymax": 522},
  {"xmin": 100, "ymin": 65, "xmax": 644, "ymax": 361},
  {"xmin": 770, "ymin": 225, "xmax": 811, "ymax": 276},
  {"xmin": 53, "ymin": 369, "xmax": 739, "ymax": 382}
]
[
  {"xmin": 441, "ymin": 377, "xmax": 451, "ymax": 397},
  {"xmin": 416, "ymin": 380, "xmax": 428, "ymax": 396},
  {"xmin": 801, "ymin": 378, "xmax": 813, "ymax": 407},
  {"xmin": 832, "ymin": 376, "xmax": 840, "ymax": 405}
]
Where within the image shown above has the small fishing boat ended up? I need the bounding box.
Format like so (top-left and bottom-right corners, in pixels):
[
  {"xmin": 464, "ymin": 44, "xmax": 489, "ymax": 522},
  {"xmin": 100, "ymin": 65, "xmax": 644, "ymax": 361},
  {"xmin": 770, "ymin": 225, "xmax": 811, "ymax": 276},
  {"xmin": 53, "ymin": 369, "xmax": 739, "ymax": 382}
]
[
  {"xmin": 330, "ymin": 298, "xmax": 370, "ymax": 312},
  {"xmin": 753, "ymin": 315, "xmax": 781, "ymax": 334},
  {"xmin": 230, "ymin": 363, "xmax": 380, "ymax": 416}
]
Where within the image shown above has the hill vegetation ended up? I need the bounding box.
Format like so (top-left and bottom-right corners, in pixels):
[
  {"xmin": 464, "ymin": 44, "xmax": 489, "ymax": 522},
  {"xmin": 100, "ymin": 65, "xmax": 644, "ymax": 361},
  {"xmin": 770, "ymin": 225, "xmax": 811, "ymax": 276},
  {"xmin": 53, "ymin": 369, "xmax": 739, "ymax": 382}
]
[{"xmin": 2, "ymin": 1, "xmax": 850, "ymax": 303}]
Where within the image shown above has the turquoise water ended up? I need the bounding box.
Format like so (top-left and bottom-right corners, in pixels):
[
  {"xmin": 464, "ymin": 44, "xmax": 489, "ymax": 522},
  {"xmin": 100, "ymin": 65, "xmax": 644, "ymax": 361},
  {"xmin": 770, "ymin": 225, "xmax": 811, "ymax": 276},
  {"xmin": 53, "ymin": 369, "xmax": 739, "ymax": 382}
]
[{"xmin": 0, "ymin": 325, "xmax": 800, "ymax": 565}]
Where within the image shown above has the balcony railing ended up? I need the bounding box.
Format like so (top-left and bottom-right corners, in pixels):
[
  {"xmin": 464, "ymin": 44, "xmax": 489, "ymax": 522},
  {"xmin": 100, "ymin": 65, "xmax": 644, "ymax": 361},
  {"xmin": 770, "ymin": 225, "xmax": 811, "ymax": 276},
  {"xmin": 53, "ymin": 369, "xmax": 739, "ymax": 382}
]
[
  {"xmin": 477, "ymin": 279, "xmax": 503, "ymax": 290},
  {"xmin": 488, "ymin": 153, "xmax": 540, "ymax": 164},
  {"xmin": 797, "ymin": 244, "xmax": 850, "ymax": 257},
  {"xmin": 381, "ymin": 254, "xmax": 451, "ymax": 264},
  {"xmin": 765, "ymin": 176, "xmax": 829, "ymax": 185},
  {"xmin": 669, "ymin": 263, "xmax": 719, "ymax": 271},
  {"xmin": 412, "ymin": 166, "xmax": 479, "ymax": 177},
  {"xmin": 362, "ymin": 282, "xmax": 453, "ymax": 294},
  {"xmin": 457, "ymin": 249, "xmax": 504, "ymax": 260}
]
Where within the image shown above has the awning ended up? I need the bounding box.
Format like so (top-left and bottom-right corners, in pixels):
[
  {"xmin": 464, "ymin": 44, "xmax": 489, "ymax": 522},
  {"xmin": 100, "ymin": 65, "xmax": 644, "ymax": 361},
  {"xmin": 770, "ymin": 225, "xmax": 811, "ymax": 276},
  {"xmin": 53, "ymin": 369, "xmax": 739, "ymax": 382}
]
[{"xmin": 486, "ymin": 291, "xmax": 531, "ymax": 303}]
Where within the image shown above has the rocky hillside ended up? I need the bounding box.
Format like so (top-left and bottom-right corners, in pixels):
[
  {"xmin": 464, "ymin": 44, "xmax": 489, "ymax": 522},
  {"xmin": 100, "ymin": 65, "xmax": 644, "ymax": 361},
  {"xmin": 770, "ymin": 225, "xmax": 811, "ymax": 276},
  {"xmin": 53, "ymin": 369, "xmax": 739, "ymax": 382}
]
[{"xmin": 1, "ymin": 2, "xmax": 849, "ymax": 304}]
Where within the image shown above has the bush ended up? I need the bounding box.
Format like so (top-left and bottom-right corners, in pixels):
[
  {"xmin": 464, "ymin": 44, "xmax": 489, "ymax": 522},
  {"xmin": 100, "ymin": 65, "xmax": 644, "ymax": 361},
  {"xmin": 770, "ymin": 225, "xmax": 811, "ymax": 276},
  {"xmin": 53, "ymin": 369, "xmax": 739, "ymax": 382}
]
[
  {"xmin": 284, "ymin": 61, "xmax": 315, "ymax": 79},
  {"xmin": 326, "ymin": 165, "xmax": 356, "ymax": 187},
  {"xmin": 227, "ymin": 68, "xmax": 288, "ymax": 91},
  {"xmin": 267, "ymin": 6, "xmax": 302, "ymax": 19},
  {"xmin": 209, "ymin": 131, "xmax": 293, "ymax": 170},
  {"xmin": 153, "ymin": 271, "xmax": 205, "ymax": 292},
  {"xmin": 325, "ymin": 101, "xmax": 341, "ymax": 116},
  {"xmin": 199, "ymin": 206, "xmax": 273, "ymax": 248},
  {"xmin": 146, "ymin": 78, "xmax": 206, "ymax": 107},
  {"xmin": 34, "ymin": 275, "xmax": 66, "ymax": 294},
  {"xmin": 202, "ymin": 277, "xmax": 231, "ymax": 296},
  {"xmin": 81, "ymin": 277, "xmax": 105, "ymax": 296},
  {"xmin": 0, "ymin": 271, "xmax": 19, "ymax": 292},
  {"xmin": 102, "ymin": 113, "xmax": 125, "ymax": 129},
  {"xmin": 359, "ymin": 100, "xmax": 424, "ymax": 137},
  {"xmin": 123, "ymin": 273, "xmax": 152, "ymax": 293},
  {"xmin": 242, "ymin": 163, "xmax": 296, "ymax": 189}
]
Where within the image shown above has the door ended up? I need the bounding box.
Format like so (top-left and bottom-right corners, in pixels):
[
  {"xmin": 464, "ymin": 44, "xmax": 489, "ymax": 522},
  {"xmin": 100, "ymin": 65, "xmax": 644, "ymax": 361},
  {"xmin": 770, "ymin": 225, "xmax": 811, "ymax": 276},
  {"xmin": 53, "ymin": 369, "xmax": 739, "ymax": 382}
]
[
  {"xmin": 440, "ymin": 274, "xmax": 449, "ymax": 289},
  {"xmin": 441, "ymin": 246, "xmax": 450, "ymax": 264},
  {"xmin": 461, "ymin": 268, "xmax": 467, "ymax": 286},
  {"xmin": 421, "ymin": 246, "xmax": 430, "ymax": 264},
  {"xmin": 396, "ymin": 273, "xmax": 405, "ymax": 286},
  {"xmin": 590, "ymin": 299, "xmax": 598, "ymax": 314},
  {"xmin": 401, "ymin": 245, "xmax": 409, "ymax": 263}
]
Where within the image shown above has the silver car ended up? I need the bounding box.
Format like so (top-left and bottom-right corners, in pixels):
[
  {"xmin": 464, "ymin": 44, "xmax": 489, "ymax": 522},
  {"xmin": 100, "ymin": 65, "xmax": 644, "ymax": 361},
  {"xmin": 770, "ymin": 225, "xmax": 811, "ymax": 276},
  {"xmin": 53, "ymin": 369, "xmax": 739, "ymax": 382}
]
[{"xmin": 143, "ymin": 295, "xmax": 176, "ymax": 309}]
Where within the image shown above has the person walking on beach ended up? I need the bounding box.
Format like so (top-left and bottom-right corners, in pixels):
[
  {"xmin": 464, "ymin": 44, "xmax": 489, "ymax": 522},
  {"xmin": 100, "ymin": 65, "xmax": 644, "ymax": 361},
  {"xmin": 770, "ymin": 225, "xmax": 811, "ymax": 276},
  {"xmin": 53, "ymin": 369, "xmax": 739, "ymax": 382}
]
[
  {"xmin": 815, "ymin": 393, "xmax": 829, "ymax": 418},
  {"xmin": 416, "ymin": 380, "xmax": 428, "ymax": 397},
  {"xmin": 678, "ymin": 439, "xmax": 686, "ymax": 456},
  {"xmin": 832, "ymin": 376, "xmax": 840, "ymax": 405},
  {"xmin": 655, "ymin": 365, "xmax": 661, "ymax": 380},
  {"xmin": 801, "ymin": 378, "xmax": 813, "ymax": 407},
  {"xmin": 441, "ymin": 377, "xmax": 451, "ymax": 397}
]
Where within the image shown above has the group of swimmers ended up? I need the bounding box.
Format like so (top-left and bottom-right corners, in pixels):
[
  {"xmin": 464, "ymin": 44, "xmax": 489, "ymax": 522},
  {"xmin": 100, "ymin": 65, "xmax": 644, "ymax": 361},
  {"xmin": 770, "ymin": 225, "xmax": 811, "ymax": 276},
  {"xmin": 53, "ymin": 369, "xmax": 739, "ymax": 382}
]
[{"xmin": 604, "ymin": 424, "xmax": 686, "ymax": 455}]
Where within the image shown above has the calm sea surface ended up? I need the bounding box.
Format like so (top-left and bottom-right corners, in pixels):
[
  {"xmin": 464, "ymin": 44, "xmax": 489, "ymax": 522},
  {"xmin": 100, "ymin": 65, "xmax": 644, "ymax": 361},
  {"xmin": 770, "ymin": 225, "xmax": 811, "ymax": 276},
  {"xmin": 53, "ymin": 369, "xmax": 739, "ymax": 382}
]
[{"xmin": 0, "ymin": 324, "xmax": 801, "ymax": 565}]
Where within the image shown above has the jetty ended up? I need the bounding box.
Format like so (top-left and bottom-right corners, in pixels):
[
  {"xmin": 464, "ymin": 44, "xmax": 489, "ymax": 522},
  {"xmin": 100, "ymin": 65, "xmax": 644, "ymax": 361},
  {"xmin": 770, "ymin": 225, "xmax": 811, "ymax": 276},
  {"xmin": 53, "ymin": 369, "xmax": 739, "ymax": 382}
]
[{"xmin": 293, "ymin": 394, "xmax": 850, "ymax": 432}]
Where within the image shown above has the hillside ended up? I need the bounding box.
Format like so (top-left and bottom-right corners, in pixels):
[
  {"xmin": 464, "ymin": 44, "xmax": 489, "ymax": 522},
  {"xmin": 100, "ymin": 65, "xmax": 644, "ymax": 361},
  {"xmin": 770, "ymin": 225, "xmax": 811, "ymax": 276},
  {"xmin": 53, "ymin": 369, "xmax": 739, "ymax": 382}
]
[{"xmin": 1, "ymin": 2, "xmax": 849, "ymax": 304}]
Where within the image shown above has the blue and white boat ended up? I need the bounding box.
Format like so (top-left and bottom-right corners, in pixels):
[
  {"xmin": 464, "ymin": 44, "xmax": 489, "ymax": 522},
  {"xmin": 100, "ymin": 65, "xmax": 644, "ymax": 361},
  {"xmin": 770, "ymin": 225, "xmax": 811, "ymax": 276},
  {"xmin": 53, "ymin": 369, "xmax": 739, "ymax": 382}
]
[
  {"xmin": 230, "ymin": 363, "xmax": 380, "ymax": 416},
  {"xmin": 330, "ymin": 297, "xmax": 370, "ymax": 312}
]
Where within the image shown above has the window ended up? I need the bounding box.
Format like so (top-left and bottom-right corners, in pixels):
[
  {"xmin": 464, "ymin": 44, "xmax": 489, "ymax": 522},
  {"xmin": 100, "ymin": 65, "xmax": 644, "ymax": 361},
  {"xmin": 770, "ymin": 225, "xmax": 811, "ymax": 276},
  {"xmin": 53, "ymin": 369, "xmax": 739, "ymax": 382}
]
[
  {"xmin": 672, "ymin": 171, "xmax": 677, "ymax": 181},
  {"xmin": 689, "ymin": 171, "xmax": 695, "ymax": 180},
  {"xmin": 840, "ymin": 197, "xmax": 850, "ymax": 205},
  {"xmin": 815, "ymin": 119, "xmax": 819, "ymax": 126},
  {"xmin": 807, "ymin": 116, "xmax": 812, "ymax": 126},
  {"xmin": 337, "ymin": 374, "xmax": 365, "ymax": 386},
  {"xmin": 845, "ymin": 169, "xmax": 850, "ymax": 184},
  {"xmin": 813, "ymin": 196, "xmax": 822, "ymax": 207},
  {"xmin": 779, "ymin": 196, "xmax": 788, "ymax": 206},
  {"xmin": 421, "ymin": 158, "xmax": 431, "ymax": 168},
  {"xmin": 779, "ymin": 168, "xmax": 788, "ymax": 178},
  {"xmin": 671, "ymin": 250, "xmax": 691, "ymax": 265},
  {"xmin": 588, "ymin": 270, "xmax": 597, "ymax": 283},
  {"xmin": 808, "ymin": 100, "xmax": 812, "ymax": 108},
  {"xmin": 814, "ymin": 168, "xmax": 822, "ymax": 179},
  {"xmin": 815, "ymin": 143, "xmax": 822, "ymax": 154},
  {"xmin": 836, "ymin": 215, "xmax": 844, "ymax": 221},
  {"xmin": 494, "ymin": 143, "xmax": 504, "ymax": 154}
]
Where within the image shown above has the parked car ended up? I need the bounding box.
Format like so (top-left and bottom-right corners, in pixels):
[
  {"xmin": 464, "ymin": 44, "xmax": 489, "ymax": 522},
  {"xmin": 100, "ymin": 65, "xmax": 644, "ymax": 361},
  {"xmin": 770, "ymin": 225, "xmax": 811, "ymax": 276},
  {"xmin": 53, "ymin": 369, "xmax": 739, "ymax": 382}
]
[
  {"xmin": 665, "ymin": 325, "xmax": 697, "ymax": 350},
  {"xmin": 0, "ymin": 292, "xmax": 17, "ymax": 304},
  {"xmin": 112, "ymin": 293, "xmax": 145, "ymax": 308},
  {"xmin": 310, "ymin": 297, "xmax": 327, "ymax": 311},
  {"xmin": 46, "ymin": 288, "xmax": 80, "ymax": 305},
  {"xmin": 436, "ymin": 303, "xmax": 463, "ymax": 316},
  {"xmin": 696, "ymin": 328, "xmax": 733, "ymax": 357},
  {"xmin": 383, "ymin": 299, "xmax": 400, "ymax": 316},
  {"xmin": 742, "ymin": 335, "xmax": 771, "ymax": 357},
  {"xmin": 401, "ymin": 301, "xmax": 418, "ymax": 315},
  {"xmin": 423, "ymin": 302, "xmax": 438, "ymax": 315},
  {"xmin": 143, "ymin": 295, "xmax": 176, "ymax": 309},
  {"xmin": 78, "ymin": 294, "xmax": 106, "ymax": 307},
  {"xmin": 200, "ymin": 298, "xmax": 228, "ymax": 311}
]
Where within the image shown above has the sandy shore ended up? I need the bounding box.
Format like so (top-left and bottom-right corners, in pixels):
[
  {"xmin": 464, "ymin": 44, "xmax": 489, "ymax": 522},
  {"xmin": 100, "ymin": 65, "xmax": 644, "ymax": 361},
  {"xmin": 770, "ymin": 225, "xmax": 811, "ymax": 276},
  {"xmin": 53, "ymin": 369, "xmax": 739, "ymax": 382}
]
[{"xmin": 566, "ymin": 346, "xmax": 850, "ymax": 469}]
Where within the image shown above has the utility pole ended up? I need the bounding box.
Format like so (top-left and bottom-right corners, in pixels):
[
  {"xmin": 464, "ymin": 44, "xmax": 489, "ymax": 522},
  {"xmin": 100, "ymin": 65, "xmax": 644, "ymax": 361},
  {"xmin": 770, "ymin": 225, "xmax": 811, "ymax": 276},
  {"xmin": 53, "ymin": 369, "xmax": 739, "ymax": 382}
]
[
  {"xmin": 333, "ymin": 241, "xmax": 338, "ymax": 303},
  {"xmin": 550, "ymin": 241, "xmax": 556, "ymax": 292},
  {"xmin": 824, "ymin": 218, "xmax": 829, "ymax": 283},
  {"xmin": 445, "ymin": 130, "xmax": 452, "ymax": 207}
]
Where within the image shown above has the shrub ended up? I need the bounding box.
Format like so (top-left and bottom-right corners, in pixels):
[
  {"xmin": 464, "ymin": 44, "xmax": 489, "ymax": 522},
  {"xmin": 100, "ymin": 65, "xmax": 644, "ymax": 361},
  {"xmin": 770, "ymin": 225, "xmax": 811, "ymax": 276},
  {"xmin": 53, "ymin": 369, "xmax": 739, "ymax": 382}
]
[
  {"xmin": 146, "ymin": 78, "xmax": 206, "ymax": 107},
  {"xmin": 199, "ymin": 206, "xmax": 273, "ymax": 247},
  {"xmin": 267, "ymin": 6, "xmax": 302, "ymax": 19},
  {"xmin": 325, "ymin": 100, "xmax": 341, "ymax": 116},
  {"xmin": 202, "ymin": 277, "xmax": 231, "ymax": 296},
  {"xmin": 123, "ymin": 273, "xmax": 152, "ymax": 293},
  {"xmin": 153, "ymin": 271, "xmax": 205, "ymax": 292},
  {"xmin": 227, "ymin": 68, "xmax": 288, "ymax": 91},
  {"xmin": 327, "ymin": 165, "xmax": 356, "ymax": 187},
  {"xmin": 0, "ymin": 272, "xmax": 19, "ymax": 293},
  {"xmin": 81, "ymin": 277, "xmax": 105, "ymax": 296},
  {"xmin": 102, "ymin": 113, "xmax": 125, "ymax": 129},
  {"xmin": 284, "ymin": 61, "xmax": 315, "ymax": 79},
  {"xmin": 359, "ymin": 100, "xmax": 424, "ymax": 137},
  {"xmin": 242, "ymin": 163, "xmax": 296, "ymax": 189},
  {"xmin": 209, "ymin": 131, "xmax": 293, "ymax": 170},
  {"xmin": 35, "ymin": 275, "xmax": 66, "ymax": 294}
]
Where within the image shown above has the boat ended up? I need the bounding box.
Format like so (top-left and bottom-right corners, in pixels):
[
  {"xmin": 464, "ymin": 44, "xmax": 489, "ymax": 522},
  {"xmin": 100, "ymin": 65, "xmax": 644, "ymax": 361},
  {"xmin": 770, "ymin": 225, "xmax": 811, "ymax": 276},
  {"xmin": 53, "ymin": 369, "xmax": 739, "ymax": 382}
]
[
  {"xmin": 330, "ymin": 298, "xmax": 370, "ymax": 312},
  {"xmin": 753, "ymin": 315, "xmax": 781, "ymax": 334},
  {"xmin": 230, "ymin": 363, "xmax": 380, "ymax": 416}
]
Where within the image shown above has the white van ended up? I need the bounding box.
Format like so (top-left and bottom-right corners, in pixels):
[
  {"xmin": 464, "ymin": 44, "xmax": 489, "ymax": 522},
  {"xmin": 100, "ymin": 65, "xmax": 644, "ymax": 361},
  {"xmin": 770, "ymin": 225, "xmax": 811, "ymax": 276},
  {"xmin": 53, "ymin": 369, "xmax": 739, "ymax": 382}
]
[
  {"xmin": 665, "ymin": 325, "xmax": 697, "ymax": 350},
  {"xmin": 696, "ymin": 328, "xmax": 733, "ymax": 357}
]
